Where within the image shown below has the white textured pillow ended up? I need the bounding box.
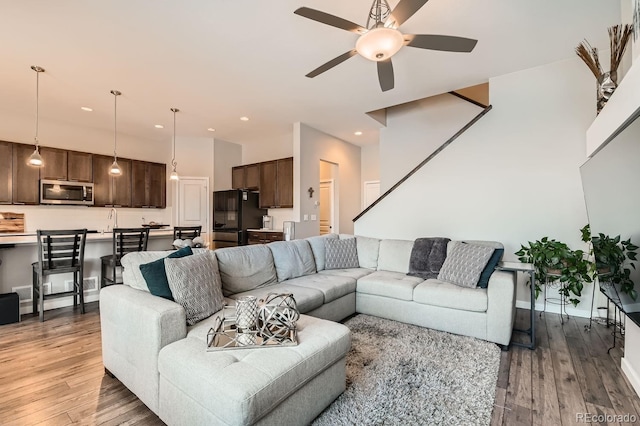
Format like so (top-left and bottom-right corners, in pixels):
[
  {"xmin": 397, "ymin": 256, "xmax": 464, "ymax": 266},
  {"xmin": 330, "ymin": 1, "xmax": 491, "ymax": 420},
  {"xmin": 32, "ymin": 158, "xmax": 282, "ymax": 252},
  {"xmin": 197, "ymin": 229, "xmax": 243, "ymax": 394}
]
[
  {"xmin": 121, "ymin": 251, "xmax": 171, "ymax": 291},
  {"xmin": 165, "ymin": 252, "xmax": 225, "ymax": 325},
  {"xmin": 437, "ymin": 243, "xmax": 495, "ymax": 288}
]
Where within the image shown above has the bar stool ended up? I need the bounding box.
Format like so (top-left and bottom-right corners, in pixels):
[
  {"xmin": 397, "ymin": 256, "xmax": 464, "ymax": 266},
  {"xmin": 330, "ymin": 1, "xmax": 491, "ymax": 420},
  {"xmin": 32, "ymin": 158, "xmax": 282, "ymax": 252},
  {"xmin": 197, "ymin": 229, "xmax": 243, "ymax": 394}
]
[
  {"xmin": 173, "ymin": 226, "xmax": 202, "ymax": 241},
  {"xmin": 101, "ymin": 227, "xmax": 149, "ymax": 288},
  {"xmin": 32, "ymin": 229, "xmax": 87, "ymax": 322}
]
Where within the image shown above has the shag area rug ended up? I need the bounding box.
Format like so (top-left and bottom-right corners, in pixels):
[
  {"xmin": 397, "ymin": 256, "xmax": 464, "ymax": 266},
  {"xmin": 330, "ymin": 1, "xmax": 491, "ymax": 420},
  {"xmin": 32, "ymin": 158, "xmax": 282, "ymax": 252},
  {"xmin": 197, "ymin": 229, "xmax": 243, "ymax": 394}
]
[{"xmin": 312, "ymin": 315, "xmax": 501, "ymax": 426}]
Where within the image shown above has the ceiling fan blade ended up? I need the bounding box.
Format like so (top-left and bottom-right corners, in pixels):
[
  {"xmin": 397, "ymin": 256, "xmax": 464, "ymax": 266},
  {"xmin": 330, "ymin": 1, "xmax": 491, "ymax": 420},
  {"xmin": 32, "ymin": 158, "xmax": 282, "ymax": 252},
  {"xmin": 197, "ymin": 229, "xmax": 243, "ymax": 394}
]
[
  {"xmin": 377, "ymin": 59, "xmax": 394, "ymax": 92},
  {"xmin": 306, "ymin": 50, "xmax": 358, "ymax": 78},
  {"xmin": 294, "ymin": 7, "xmax": 366, "ymax": 34},
  {"xmin": 387, "ymin": 0, "xmax": 429, "ymax": 28},
  {"xmin": 405, "ymin": 34, "xmax": 478, "ymax": 52}
]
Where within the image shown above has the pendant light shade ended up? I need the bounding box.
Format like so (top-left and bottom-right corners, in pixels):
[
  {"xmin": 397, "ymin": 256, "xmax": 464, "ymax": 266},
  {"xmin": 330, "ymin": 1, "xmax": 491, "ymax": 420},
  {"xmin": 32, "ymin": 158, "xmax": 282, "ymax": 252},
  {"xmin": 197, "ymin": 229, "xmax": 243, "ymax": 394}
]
[
  {"xmin": 170, "ymin": 108, "xmax": 179, "ymax": 181},
  {"xmin": 29, "ymin": 65, "xmax": 45, "ymax": 167},
  {"xmin": 109, "ymin": 90, "xmax": 122, "ymax": 176}
]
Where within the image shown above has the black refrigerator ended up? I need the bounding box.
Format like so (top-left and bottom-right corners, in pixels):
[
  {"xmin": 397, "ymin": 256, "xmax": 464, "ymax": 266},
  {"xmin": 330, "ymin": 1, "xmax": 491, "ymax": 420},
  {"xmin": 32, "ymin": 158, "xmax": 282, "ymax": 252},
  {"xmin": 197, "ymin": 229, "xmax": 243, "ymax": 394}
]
[{"xmin": 212, "ymin": 190, "xmax": 266, "ymax": 248}]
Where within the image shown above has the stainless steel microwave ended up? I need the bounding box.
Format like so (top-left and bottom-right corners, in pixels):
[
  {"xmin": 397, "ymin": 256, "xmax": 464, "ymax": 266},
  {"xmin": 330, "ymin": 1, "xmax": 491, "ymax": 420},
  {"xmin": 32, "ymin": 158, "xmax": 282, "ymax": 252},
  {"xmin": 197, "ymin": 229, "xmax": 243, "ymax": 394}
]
[{"xmin": 40, "ymin": 180, "xmax": 94, "ymax": 205}]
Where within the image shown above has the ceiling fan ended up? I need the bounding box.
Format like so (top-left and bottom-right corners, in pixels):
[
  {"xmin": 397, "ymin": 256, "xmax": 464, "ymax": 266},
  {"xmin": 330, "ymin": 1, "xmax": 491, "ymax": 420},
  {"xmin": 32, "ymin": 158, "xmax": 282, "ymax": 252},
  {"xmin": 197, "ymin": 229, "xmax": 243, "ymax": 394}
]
[{"xmin": 294, "ymin": 0, "xmax": 478, "ymax": 92}]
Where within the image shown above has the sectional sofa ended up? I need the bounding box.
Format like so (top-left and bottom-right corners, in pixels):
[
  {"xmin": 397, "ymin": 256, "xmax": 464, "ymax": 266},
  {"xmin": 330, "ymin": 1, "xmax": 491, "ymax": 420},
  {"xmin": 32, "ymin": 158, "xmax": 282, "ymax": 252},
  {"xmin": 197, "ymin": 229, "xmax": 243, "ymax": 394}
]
[{"xmin": 99, "ymin": 234, "xmax": 516, "ymax": 425}]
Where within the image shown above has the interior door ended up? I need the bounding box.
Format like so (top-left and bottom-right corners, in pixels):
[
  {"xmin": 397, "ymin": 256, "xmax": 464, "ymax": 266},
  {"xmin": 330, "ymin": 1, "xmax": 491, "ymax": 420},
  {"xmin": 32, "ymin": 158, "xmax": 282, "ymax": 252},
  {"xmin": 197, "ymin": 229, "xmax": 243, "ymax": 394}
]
[
  {"xmin": 319, "ymin": 180, "xmax": 334, "ymax": 235},
  {"xmin": 363, "ymin": 180, "xmax": 381, "ymax": 209},
  {"xmin": 177, "ymin": 177, "xmax": 210, "ymax": 244}
]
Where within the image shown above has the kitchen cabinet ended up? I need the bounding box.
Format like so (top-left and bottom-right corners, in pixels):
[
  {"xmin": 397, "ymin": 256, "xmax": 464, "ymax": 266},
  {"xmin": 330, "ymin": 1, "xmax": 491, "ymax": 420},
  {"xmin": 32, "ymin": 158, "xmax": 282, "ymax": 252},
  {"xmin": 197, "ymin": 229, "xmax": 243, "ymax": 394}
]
[
  {"xmin": 0, "ymin": 141, "xmax": 12, "ymax": 204},
  {"xmin": 12, "ymin": 144, "xmax": 40, "ymax": 204},
  {"xmin": 247, "ymin": 230, "xmax": 284, "ymax": 245},
  {"xmin": 132, "ymin": 161, "xmax": 166, "ymax": 208},
  {"xmin": 93, "ymin": 155, "xmax": 131, "ymax": 207},
  {"xmin": 40, "ymin": 147, "xmax": 68, "ymax": 180},
  {"xmin": 67, "ymin": 151, "xmax": 92, "ymax": 182},
  {"xmin": 259, "ymin": 157, "xmax": 293, "ymax": 209},
  {"xmin": 232, "ymin": 163, "xmax": 260, "ymax": 190}
]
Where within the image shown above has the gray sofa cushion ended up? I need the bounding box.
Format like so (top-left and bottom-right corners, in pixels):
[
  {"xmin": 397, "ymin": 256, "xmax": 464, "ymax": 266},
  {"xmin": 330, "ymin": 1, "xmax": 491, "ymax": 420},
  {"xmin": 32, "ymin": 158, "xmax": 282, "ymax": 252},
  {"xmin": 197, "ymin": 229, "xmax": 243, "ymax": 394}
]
[
  {"xmin": 306, "ymin": 234, "xmax": 339, "ymax": 271},
  {"xmin": 228, "ymin": 283, "xmax": 325, "ymax": 314},
  {"xmin": 325, "ymin": 238, "xmax": 359, "ymax": 269},
  {"xmin": 413, "ymin": 279, "xmax": 488, "ymax": 312},
  {"xmin": 438, "ymin": 243, "xmax": 495, "ymax": 288},
  {"xmin": 377, "ymin": 239, "xmax": 414, "ymax": 273},
  {"xmin": 357, "ymin": 270, "xmax": 424, "ymax": 301},
  {"xmin": 318, "ymin": 268, "xmax": 374, "ymax": 280},
  {"xmin": 165, "ymin": 252, "xmax": 225, "ymax": 326},
  {"xmin": 215, "ymin": 245, "xmax": 277, "ymax": 296},
  {"xmin": 286, "ymin": 274, "xmax": 356, "ymax": 304},
  {"xmin": 268, "ymin": 240, "xmax": 316, "ymax": 282},
  {"xmin": 121, "ymin": 251, "xmax": 173, "ymax": 291},
  {"xmin": 356, "ymin": 235, "xmax": 381, "ymax": 269}
]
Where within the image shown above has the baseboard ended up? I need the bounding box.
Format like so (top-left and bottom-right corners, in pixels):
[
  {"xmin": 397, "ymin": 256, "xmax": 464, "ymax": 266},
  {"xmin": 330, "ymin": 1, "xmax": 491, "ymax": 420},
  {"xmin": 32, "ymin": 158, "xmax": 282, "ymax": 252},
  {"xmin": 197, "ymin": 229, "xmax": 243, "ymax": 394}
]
[
  {"xmin": 515, "ymin": 300, "xmax": 592, "ymax": 319},
  {"xmin": 20, "ymin": 293, "xmax": 100, "ymax": 315},
  {"xmin": 621, "ymin": 357, "xmax": 640, "ymax": 398}
]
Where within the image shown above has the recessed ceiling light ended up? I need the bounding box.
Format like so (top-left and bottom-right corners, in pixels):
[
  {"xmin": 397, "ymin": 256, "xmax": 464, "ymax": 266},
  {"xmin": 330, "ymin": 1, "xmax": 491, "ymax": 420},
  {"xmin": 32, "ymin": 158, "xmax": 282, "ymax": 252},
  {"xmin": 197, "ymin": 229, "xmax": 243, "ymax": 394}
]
[
  {"xmin": 240, "ymin": 116, "xmax": 249, "ymax": 121},
  {"xmin": 154, "ymin": 124, "xmax": 164, "ymax": 129},
  {"xmin": 354, "ymin": 131, "xmax": 363, "ymax": 136},
  {"xmin": 80, "ymin": 106, "xmax": 93, "ymax": 112},
  {"xmin": 207, "ymin": 128, "xmax": 216, "ymax": 132}
]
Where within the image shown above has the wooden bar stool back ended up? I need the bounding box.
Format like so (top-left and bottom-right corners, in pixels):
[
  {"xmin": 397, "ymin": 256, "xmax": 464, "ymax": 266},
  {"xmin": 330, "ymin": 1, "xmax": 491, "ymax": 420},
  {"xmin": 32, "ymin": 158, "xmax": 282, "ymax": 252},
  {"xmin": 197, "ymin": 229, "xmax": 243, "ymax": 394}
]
[
  {"xmin": 32, "ymin": 229, "xmax": 88, "ymax": 322},
  {"xmin": 173, "ymin": 226, "xmax": 202, "ymax": 241},
  {"xmin": 100, "ymin": 227, "xmax": 149, "ymax": 288}
]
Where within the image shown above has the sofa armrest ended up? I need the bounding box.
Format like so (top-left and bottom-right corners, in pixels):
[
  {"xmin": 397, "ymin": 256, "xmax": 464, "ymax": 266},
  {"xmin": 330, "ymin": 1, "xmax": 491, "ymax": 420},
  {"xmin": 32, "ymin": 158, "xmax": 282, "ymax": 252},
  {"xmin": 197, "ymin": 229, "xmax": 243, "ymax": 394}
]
[
  {"xmin": 100, "ymin": 285, "xmax": 187, "ymax": 413},
  {"xmin": 485, "ymin": 270, "xmax": 516, "ymax": 346}
]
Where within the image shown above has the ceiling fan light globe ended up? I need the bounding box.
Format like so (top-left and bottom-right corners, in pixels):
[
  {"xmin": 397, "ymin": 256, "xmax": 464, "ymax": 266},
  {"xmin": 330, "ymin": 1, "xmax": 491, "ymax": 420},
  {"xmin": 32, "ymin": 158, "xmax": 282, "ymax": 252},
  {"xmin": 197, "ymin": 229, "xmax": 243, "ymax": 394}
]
[{"xmin": 356, "ymin": 27, "xmax": 404, "ymax": 62}]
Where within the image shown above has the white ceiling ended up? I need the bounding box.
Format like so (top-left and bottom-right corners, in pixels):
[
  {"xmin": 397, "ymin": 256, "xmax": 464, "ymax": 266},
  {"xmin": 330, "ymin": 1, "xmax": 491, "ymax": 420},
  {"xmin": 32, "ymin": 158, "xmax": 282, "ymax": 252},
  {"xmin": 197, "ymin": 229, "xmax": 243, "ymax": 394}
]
[{"xmin": 0, "ymin": 0, "xmax": 620, "ymax": 149}]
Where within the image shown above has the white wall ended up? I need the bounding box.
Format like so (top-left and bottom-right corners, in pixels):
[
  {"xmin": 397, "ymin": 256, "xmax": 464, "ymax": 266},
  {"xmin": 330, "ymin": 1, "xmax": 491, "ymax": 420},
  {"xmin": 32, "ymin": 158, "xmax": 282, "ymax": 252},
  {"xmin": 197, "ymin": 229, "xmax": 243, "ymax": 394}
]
[
  {"xmin": 379, "ymin": 94, "xmax": 482, "ymax": 192},
  {"xmin": 294, "ymin": 123, "xmax": 361, "ymax": 238},
  {"xmin": 241, "ymin": 130, "xmax": 293, "ymax": 165},
  {"xmin": 355, "ymin": 57, "xmax": 595, "ymax": 316},
  {"xmin": 213, "ymin": 139, "xmax": 241, "ymax": 191},
  {"xmin": 360, "ymin": 144, "xmax": 380, "ymax": 184}
]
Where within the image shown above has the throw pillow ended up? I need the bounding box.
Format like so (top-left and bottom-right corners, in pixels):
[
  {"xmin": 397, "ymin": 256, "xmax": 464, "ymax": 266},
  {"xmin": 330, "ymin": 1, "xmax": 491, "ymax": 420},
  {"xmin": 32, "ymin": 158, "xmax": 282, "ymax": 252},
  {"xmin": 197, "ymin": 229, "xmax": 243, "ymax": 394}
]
[
  {"xmin": 139, "ymin": 246, "xmax": 193, "ymax": 300},
  {"xmin": 437, "ymin": 243, "xmax": 495, "ymax": 288},
  {"xmin": 476, "ymin": 247, "xmax": 504, "ymax": 289},
  {"xmin": 325, "ymin": 237, "xmax": 359, "ymax": 270},
  {"xmin": 165, "ymin": 252, "xmax": 225, "ymax": 326}
]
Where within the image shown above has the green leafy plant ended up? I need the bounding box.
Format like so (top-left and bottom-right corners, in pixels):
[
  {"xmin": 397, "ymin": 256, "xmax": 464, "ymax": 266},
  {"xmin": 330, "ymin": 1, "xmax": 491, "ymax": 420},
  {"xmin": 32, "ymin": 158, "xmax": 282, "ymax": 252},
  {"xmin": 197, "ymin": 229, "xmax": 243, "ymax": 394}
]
[
  {"xmin": 515, "ymin": 237, "xmax": 592, "ymax": 307},
  {"xmin": 581, "ymin": 224, "xmax": 638, "ymax": 300}
]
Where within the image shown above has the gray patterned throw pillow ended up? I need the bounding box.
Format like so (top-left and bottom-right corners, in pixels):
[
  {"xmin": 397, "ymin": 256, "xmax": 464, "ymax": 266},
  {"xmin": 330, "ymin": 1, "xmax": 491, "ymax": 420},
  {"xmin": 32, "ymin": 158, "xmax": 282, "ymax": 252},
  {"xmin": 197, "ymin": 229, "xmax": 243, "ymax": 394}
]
[
  {"xmin": 437, "ymin": 243, "xmax": 495, "ymax": 288},
  {"xmin": 325, "ymin": 237, "xmax": 359, "ymax": 270},
  {"xmin": 165, "ymin": 251, "xmax": 225, "ymax": 325}
]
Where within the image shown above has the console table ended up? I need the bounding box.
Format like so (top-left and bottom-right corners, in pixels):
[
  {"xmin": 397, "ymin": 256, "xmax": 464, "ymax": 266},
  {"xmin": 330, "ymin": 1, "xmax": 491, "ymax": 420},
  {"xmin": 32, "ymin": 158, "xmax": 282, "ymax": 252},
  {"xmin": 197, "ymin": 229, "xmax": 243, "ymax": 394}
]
[{"xmin": 496, "ymin": 261, "xmax": 536, "ymax": 350}]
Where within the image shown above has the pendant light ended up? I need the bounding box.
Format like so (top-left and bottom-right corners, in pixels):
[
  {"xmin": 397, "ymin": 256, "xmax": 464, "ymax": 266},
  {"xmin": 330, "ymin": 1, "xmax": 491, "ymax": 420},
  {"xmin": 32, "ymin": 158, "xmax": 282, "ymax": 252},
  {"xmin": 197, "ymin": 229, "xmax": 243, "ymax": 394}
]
[
  {"xmin": 169, "ymin": 108, "xmax": 179, "ymax": 181},
  {"xmin": 28, "ymin": 65, "xmax": 45, "ymax": 167},
  {"xmin": 109, "ymin": 90, "xmax": 122, "ymax": 176}
]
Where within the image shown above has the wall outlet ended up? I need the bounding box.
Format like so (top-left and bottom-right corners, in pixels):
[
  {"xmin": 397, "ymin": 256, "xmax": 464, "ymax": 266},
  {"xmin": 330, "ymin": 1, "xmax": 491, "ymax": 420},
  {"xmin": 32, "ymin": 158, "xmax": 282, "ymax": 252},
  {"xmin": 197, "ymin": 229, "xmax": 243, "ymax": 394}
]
[
  {"xmin": 303, "ymin": 214, "xmax": 309, "ymax": 221},
  {"xmin": 310, "ymin": 214, "xmax": 317, "ymax": 221}
]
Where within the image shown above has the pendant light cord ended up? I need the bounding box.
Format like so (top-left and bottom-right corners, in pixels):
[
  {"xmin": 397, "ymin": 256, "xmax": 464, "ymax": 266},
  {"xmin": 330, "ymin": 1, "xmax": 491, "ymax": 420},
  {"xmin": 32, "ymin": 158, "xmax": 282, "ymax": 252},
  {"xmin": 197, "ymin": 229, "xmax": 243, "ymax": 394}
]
[
  {"xmin": 35, "ymin": 70, "xmax": 39, "ymax": 146},
  {"xmin": 113, "ymin": 92, "xmax": 117, "ymax": 159},
  {"xmin": 171, "ymin": 108, "xmax": 178, "ymax": 169}
]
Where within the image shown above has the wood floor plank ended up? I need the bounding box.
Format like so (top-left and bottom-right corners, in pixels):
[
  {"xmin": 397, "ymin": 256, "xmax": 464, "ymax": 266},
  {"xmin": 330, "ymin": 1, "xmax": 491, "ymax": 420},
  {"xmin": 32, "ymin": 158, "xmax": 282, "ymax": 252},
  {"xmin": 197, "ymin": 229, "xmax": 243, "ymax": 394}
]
[
  {"xmin": 531, "ymin": 347, "xmax": 561, "ymax": 426},
  {"xmin": 566, "ymin": 335, "xmax": 613, "ymax": 408},
  {"xmin": 491, "ymin": 387, "xmax": 507, "ymax": 426}
]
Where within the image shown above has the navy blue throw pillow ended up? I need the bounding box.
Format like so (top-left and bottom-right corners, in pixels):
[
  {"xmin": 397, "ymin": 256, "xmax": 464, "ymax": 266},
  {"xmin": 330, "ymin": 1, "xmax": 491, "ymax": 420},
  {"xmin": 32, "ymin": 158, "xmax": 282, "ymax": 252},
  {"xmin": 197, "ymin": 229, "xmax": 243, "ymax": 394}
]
[
  {"xmin": 140, "ymin": 246, "xmax": 193, "ymax": 300},
  {"xmin": 477, "ymin": 248, "xmax": 504, "ymax": 289}
]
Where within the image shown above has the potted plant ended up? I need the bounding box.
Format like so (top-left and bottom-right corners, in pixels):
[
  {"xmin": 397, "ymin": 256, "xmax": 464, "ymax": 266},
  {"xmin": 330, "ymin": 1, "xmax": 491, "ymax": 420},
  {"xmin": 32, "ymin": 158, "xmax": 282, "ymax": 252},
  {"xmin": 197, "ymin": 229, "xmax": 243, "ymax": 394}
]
[
  {"xmin": 515, "ymin": 237, "xmax": 592, "ymax": 307},
  {"xmin": 581, "ymin": 224, "xmax": 638, "ymax": 300}
]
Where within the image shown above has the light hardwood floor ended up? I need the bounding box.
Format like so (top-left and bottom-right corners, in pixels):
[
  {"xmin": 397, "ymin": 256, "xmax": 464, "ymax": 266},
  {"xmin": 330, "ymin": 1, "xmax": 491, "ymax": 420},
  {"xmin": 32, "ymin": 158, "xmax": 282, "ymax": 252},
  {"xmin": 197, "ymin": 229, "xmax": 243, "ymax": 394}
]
[{"xmin": 1, "ymin": 304, "xmax": 639, "ymax": 425}]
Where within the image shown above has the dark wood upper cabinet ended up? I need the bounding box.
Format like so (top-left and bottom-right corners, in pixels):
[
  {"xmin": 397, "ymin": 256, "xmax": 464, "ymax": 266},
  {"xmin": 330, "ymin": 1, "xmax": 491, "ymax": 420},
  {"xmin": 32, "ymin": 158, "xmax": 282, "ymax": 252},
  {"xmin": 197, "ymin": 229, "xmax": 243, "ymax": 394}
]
[
  {"xmin": 92, "ymin": 154, "xmax": 113, "ymax": 207},
  {"xmin": 12, "ymin": 144, "xmax": 40, "ymax": 204},
  {"xmin": 231, "ymin": 166, "xmax": 244, "ymax": 190},
  {"xmin": 276, "ymin": 157, "xmax": 293, "ymax": 208},
  {"xmin": 259, "ymin": 160, "xmax": 278, "ymax": 209},
  {"xmin": 132, "ymin": 161, "xmax": 165, "ymax": 208},
  {"xmin": 111, "ymin": 159, "xmax": 131, "ymax": 207},
  {"xmin": 245, "ymin": 163, "xmax": 260, "ymax": 190},
  {"xmin": 0, "ymin": 141, "xmax": 12, "ymax": 204},
  {"xmin": 67, "ymin": 151, "xmax": 92, "ymax": 182},
  {"xmin": 40, "ymin": 147, "xmax": 67, "ymax": 181}
]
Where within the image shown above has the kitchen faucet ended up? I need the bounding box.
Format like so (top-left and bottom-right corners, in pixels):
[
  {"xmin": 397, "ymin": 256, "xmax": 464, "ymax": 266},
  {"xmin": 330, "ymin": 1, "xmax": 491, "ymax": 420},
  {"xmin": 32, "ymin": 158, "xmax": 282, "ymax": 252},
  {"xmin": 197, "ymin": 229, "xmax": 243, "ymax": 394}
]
[{"xmin": 107, "ymin": 208, "xmax": 118, "ymax": 231}]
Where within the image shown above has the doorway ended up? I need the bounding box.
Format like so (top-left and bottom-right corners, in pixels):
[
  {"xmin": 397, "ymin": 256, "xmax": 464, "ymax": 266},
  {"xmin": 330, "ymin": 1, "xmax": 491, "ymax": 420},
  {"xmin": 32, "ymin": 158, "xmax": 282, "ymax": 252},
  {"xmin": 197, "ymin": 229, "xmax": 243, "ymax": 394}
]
[
  {"xmin": 319, "ymin": 160, "xmax": 338, "ymax": 235},
  {"xmin": 176, "ymin": 177, "xmax": 210, "ymax": 243}
]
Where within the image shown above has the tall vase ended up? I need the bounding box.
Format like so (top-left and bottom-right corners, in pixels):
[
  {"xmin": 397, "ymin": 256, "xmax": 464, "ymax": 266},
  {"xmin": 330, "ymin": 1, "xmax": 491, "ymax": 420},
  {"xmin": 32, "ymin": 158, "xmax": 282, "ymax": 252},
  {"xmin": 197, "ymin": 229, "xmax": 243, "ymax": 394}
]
[{"xmin": 597, "ymin": 71, "xmax": 618, "ymax": 114}]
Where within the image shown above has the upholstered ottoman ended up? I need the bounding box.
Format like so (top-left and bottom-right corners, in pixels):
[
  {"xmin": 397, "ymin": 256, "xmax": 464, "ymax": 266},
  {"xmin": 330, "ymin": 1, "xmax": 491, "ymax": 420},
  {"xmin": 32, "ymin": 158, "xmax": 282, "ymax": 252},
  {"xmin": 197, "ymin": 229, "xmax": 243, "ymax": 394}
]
[{"xmin": 157, "ymin": 315, "xmax": 351, "ymax": 426}]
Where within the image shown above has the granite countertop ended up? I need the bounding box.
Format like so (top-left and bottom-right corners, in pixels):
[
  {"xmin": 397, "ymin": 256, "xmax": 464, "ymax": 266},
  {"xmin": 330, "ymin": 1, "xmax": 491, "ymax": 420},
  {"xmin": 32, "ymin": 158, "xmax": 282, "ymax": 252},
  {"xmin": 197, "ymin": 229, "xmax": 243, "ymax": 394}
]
[
  {"xmin": 247, "ymin": 228, "xmax": 284, "ymax": 233},
  {"xmin": 0, "ymin": 228, "xmax": 174, "ymax": 245}
]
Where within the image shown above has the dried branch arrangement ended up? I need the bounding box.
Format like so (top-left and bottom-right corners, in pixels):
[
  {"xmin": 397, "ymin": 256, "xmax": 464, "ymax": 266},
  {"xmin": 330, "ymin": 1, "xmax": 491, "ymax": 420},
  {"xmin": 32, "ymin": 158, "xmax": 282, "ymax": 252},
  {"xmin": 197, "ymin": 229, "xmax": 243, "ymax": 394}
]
[{"xmin": 575, "ymin": 24, "xmax": 633, "ymax": 79}]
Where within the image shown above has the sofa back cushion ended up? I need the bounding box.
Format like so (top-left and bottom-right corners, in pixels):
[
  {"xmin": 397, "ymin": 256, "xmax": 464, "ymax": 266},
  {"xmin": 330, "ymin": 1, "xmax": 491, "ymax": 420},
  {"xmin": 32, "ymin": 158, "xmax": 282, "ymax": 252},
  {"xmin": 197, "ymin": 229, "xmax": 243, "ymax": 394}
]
[
  {"xmin": 121, "ymin": 251, "xmax": 173, "ymax": 291},
  {"xmin": 377, "ymin": 239, "xmax": 415, "ymax": 273},
  {"xmin": 356, "ymin": 235, "xmax": 381, "ymax": 270},
  {"xmin": 305, "ymin": 233, "xmax": 339, "ymax": 271},
  {"xmin": 268, "ymin": 240, "xmax": 316, "ymax": 282},
  {"xmin": 215, "ymin": 245, "xmax": 277, "ymax": 296}
]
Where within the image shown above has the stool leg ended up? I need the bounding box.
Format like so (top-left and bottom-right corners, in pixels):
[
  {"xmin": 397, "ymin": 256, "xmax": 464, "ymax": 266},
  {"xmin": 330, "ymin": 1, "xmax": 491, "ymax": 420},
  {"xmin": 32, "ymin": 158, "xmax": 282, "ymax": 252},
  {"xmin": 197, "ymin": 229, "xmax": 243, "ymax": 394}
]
[
  {"xmin": 32, "ymin": 268, "xmax": 38, "ymax": 317},
  {"xmin": 101, "ymin": 259, "xmax": 106, "ymax": 288},
  {"xmin": 73, "ymin": 271, "xmax": 78, "ymax": 308},
  {"xmin": 112, "ymin": 261, "xmax": 116, "ymax": 286},
  {"xmin": 79, "ymin": 268, "xmax": 85, "ymax": 314},
  {"xmin": 38, "ymin": 273, "xmax": 44, "ymax": 322}
]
